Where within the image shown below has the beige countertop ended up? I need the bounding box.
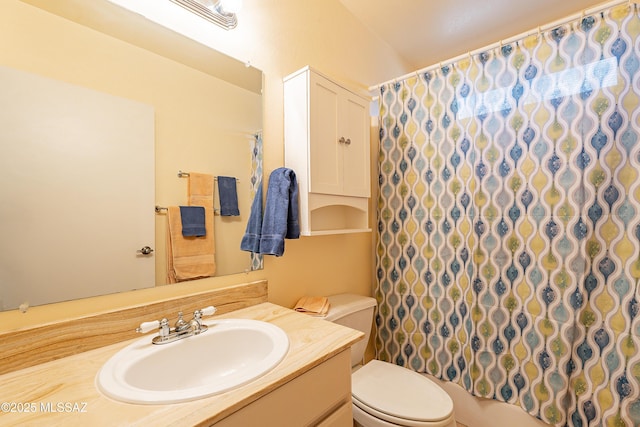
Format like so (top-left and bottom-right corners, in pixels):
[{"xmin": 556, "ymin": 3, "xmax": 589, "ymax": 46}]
[{"xmin": 0, "ymin": 302, "xmax": 363, "ymax": 426}]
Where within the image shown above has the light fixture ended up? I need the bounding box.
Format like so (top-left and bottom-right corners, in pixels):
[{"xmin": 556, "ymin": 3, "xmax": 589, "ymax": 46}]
[
  {"xmin": 219, "ymin": 0, "xmax": 243, "ymax": 15},
  {"xmin": 169, "ymin": 0, "xmax": 242, "ymax": 30}
]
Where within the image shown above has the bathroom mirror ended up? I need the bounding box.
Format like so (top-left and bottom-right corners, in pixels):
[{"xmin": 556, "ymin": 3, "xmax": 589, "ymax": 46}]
[{"xmin": 0, "ymin": 0, "xmax": 263, "ymax": 311}]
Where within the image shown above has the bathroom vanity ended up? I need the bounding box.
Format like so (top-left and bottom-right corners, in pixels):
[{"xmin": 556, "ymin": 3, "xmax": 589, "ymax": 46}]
[{"xmin": 0, "ymin": 298, "xmax": 362, "ymax": 426}]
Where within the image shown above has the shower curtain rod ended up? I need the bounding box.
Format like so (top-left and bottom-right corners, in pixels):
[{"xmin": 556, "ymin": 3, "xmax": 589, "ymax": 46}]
[{"xmin": 369, "ymin": 0, "xmax": 634, "ymax": 91}]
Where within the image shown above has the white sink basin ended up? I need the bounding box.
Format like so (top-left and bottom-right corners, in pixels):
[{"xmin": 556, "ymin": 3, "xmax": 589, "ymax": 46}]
[{"xmin": 96, "ymin": 318, "xmax": 289, "ymax": 404}]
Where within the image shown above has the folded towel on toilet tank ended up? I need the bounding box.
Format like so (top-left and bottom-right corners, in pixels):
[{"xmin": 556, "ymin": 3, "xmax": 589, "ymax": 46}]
[{"xmin": 294, "ymin": 296, "xmax": 330, "ymax": 317}]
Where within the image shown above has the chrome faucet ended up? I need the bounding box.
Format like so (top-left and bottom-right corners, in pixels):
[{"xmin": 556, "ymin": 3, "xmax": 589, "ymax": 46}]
[
  {"xmin": 136, "ymin": 306, "xmax": 217, "ymax": 345},
  {"xmin": 174, "ymin": 311, "xmax": 190, "ymax": 333}
]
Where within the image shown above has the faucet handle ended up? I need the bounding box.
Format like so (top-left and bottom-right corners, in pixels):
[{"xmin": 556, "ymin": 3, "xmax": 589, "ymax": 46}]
[
  {"xmin": 136, "ymin": 320, "xmax": 160, "ymax": 334},
  {"xmin": 200, "ymin": 306, "xmax": 216, "ymax": 316},
  {"xmin": 193, "ymin": 306, "xmax": 216, "ymax": 320}
]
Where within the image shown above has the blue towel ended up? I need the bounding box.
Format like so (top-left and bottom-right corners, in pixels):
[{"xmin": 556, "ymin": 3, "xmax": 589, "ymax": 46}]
[
  {"xmin": 240, "ymin": 182, "xmax": 263, "ymax": 253},
  {"xmin": 179, "ymin": 206, "xmax": 206, "ymax": 237},
  {"xmin": 217, "ymin": 176, "xmax": 240, "ymax": 216},
  {"xmin": 258, "ymin": 168, "xmax": 300, "ymax": 256}
]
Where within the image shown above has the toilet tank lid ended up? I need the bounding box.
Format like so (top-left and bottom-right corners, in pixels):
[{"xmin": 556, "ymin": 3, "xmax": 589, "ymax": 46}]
[{"xmin": 325, "ymin": 294, "xmax": 376, "ymax": 321}]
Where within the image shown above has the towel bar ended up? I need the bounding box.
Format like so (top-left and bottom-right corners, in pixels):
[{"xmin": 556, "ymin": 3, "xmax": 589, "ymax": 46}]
[
  {"xmin": 155, "ymin": 205, "xmax": 222, "ymax": 216},
  {"xmin": 177, "ymin": 170, "xmax": 239, "ymax": 181}
]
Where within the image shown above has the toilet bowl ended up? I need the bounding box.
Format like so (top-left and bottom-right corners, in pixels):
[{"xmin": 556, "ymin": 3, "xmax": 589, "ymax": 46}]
[{"xmin": 325, "ymin": 294, "xmax": 456, "ymax": 427}]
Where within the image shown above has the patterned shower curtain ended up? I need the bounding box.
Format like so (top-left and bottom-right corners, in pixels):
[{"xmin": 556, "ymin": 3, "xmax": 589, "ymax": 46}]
[
  {"xmin": 248, "ymin": 131, "xmax": 263, "ymax": 271},
  {"xmin": 375, "ymin": 3, "xmax": 640, "ymax": 426}
]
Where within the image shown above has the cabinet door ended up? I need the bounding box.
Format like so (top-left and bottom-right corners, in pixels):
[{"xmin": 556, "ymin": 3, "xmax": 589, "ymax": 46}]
[
  {"xmin": 340, "ymin": 93, "xmax": 370, "ymax": 197},
  {"xmin": 309, "ymin": 71, "xmax": 370, "ymax": 197},
  {"xmin": 309, "ymin": 72, "xmax": 342, "ymax": 195}
]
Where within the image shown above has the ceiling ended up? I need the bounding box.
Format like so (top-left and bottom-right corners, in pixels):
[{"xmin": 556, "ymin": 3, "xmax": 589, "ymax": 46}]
[{"xmin": 340, "ymin": 0, "xmax": 609, "ymax": 72}]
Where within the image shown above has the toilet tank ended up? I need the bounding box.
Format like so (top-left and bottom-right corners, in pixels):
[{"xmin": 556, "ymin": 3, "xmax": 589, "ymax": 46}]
[{"xmin": 325, "ymin": 294, "xmax": 376, "ymax": 368}]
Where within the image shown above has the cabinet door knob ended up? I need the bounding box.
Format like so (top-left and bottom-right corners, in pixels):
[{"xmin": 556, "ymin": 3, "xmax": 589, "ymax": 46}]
[
  {"xmin": 345, "ymin": 138, "xmax": 351, "ymax": 145},
  {"xmin": 338, "ymin": 137, "xmax": 346, "ymax": 144}
]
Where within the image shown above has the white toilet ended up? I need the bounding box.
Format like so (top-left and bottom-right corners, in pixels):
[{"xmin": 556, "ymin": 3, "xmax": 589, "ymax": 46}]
[{"xmin": 325, "ymin": 294, "xmax": 456, "ymax": 427}]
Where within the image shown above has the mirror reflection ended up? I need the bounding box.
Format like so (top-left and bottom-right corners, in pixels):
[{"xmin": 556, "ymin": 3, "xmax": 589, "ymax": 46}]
[{"xmin": 0, "ymin": 0, "xmax": 263, "ymax": 311}]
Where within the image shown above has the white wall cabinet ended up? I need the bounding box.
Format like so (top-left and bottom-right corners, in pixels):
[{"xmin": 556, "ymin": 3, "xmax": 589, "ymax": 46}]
[{"xmin": 284, "ymin": 67, "xmax": 371, "ymax": 236}]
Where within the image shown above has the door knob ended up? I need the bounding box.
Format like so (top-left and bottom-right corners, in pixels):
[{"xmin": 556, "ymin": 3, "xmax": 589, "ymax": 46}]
[{"xmin": 137, "ymin": 246, "xmax": 154, "ymax": 255}]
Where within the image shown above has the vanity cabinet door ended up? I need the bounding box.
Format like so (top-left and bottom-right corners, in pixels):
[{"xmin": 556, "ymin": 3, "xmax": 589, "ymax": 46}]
[{"xmin": 213, "ymin": 349, "xmax": 353, "ymax": 426}]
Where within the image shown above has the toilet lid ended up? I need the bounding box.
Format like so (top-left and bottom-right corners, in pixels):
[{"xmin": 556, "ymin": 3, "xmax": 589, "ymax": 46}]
[{"xmin": 352, "ymin": 360, "xmax": 453, "ymax": 423}]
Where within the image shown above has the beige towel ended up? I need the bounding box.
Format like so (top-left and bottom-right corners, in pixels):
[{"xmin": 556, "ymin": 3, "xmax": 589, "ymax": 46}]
[
  {"xmin": 188, "ymin": 172, "xmax": 215, "ymax": 208},
  {"xmin": 294, "ymin": 296, "xmax": 330, "ymax": 317},
  {"xmin": 166, "ymin": 206, "xmax": 216, "ymax": 283}
]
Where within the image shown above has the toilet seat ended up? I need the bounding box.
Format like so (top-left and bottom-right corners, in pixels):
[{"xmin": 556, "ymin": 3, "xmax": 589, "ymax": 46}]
[{"xmin": 352, "ymin": 360, "xmax": 454, "ymax": 427}]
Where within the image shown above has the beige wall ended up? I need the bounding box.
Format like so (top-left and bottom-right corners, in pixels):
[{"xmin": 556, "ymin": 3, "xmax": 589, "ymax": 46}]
[
  {"xmin": 0, "ymin": 0, "xmax": 408, "ymax": 330},
  {"xmin": 204, "ymin": 0, "xmax": 409, "ymax": 307}
]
